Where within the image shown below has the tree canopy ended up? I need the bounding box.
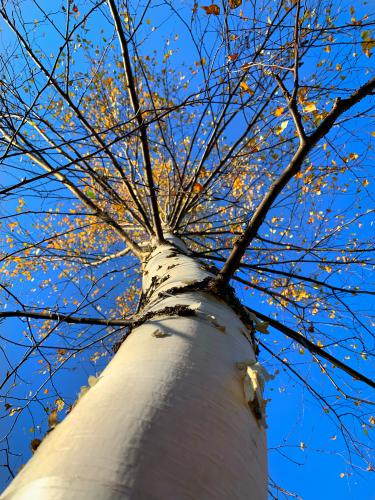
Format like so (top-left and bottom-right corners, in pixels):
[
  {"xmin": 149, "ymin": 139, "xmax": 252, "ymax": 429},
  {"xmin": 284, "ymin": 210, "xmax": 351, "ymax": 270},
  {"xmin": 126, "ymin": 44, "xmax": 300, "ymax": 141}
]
[{"xmin": 0, "ymin": 0, "xmax": 374, "ymax": 497}]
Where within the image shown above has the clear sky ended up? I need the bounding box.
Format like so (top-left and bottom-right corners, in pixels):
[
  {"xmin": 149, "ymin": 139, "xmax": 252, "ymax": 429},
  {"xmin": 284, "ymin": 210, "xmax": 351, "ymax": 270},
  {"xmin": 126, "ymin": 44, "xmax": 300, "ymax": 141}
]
[{"xmin": 0, "ymin": 0, "xmax": 374, "ymax": 498}]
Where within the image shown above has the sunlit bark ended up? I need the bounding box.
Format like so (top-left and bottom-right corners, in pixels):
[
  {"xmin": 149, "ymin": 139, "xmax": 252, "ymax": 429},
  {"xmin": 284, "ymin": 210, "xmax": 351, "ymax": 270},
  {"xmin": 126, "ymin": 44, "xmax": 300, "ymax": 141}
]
[{"xmin": 1, "ymin": 237, "xmax": 267, "ymax": 500}]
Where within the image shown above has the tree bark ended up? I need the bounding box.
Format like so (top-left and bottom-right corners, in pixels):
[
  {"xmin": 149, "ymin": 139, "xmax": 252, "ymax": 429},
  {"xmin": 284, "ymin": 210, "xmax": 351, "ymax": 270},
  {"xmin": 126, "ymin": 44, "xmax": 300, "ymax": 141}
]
[{"xmin": 1, "ymin": 236, "xmax": 267, "ymax": 499}]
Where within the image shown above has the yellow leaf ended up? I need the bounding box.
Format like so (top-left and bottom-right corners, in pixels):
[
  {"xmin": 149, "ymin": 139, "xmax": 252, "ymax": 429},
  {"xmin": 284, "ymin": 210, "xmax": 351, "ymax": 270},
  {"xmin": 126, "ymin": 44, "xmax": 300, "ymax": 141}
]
[
  {"xmin": 348, "ymin": 152, "xmax": 359, "ymax": 160},
  {"xmin": 55, "ymin": 398, "xmax": 65, "ymax": 412},
  {"xmin": 275, "ymin": 120, "xmax": 289, "ymax": 136},
  {"xmin": 195, "ymin": 57, "xmax": 206, "ymax": 67},
  {"xmin": 361, "ymin": 30, "xmax": 375, "ymax": 58},
  {"xmin": 9, "ymin": 407, "xmax": 22, "ymax": 417},
  {"xmin": 202, "ymin": 4, "xmax": 220, "ymax": 15},
  {"xmin": 88, "ymin": 375, "xmax": 99, "ymax": 387},
  {"xmin": 274, "ymin": 106, "xmax": 284, "ymax": 117},
  {"xmin": 304, "ymin": 102, "xmax": 317, "ymax": 113},
  {"xmin": 340, "ymin": 473, "xmax": 345, "ymax": 478},
  {"xmin": 239, "ymin": 81, "xmax": 254, "ymax": 95},
  {"xmin": 298, "ymin": 90, "xmax": 307, "ymax": 104},
  {"xmin": 233, "ymin": 177, "xmax": 243, "ymax": 190},
  {"xmin": 363, "ymin": 179, "xmax": 369, "ymax": 187}
]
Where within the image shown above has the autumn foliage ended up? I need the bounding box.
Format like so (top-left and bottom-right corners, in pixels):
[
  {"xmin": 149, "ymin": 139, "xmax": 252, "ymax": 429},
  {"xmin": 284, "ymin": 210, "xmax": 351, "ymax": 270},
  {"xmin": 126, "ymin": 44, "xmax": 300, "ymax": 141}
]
[{"xmin": 0, "ymin": 0, "xmax": 374, "ymax": 495}]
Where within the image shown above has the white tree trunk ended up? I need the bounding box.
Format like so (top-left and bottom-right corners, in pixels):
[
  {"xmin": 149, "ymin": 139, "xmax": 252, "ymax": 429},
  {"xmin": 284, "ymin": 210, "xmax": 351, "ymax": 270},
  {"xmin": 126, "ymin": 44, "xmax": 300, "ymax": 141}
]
[{"xmin": 1, "ymin": 237, "xmax": 267, "ymax": 499}]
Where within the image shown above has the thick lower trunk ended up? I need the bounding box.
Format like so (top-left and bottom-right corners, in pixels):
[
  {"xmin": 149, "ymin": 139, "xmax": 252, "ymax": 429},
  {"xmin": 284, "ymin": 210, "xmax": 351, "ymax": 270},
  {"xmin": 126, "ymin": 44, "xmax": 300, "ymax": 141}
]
[{"xmin": 1, "ymin": 238, "xmax": 267, "ymax": 499}]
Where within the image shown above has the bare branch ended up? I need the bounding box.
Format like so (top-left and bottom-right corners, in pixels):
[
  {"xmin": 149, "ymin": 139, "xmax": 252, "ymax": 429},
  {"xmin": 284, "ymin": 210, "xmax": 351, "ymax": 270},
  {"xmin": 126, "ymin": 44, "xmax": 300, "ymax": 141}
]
[
  {"xmin": 0, "ymin": 310, "xmax": 131, "ymax": 327},
  {"xmin": 107, "ymin": 0, "xmax": 164, "ymax": 242},
  {"xmin": 247, "ymin": 306, "xmax": 375, "ymax": 390},
  {"xmin": 0, "ymin": 128, "xmax": 144, "ymax": 257},
  {"xmin": 214, "ymin": 76, "xmax": 375, "ymax": 287},
  {"xmin": 0, "ymin": 4, "xmax": 153, "ymax": 233}
]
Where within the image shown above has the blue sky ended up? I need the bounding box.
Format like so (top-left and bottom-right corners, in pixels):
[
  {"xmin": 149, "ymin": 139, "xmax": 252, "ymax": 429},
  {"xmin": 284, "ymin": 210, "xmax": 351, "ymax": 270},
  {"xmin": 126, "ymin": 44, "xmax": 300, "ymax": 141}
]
[{"xmin": 0, "ymin": 0, "xmax": 374, "ymax": 497}]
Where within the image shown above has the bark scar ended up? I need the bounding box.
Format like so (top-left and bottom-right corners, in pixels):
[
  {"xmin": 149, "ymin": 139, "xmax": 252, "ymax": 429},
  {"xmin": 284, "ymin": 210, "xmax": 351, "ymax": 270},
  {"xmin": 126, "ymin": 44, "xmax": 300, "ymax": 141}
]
[{"xmin": 236, "ymin": 360, "xmax": 275, "ymax": 427}]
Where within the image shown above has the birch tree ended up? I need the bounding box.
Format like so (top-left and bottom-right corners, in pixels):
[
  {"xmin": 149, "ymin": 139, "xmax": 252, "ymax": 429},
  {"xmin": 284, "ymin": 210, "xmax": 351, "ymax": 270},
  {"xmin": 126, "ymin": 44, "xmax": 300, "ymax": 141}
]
[{"xmin": 0, "ymin": 0, "xmax": 374, "ymax": 498}]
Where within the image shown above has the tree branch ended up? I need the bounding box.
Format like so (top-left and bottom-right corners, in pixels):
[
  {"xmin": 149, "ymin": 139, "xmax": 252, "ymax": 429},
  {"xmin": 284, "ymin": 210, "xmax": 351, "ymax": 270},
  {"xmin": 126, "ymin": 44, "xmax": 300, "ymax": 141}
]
[
  {"xmin": 213, "ymin": 76, "xmax": 375, "ymax": 287},
  {"xmin": 0, "ymin": 310, "xmax": 131, "ymax": 327},
  {"xmin": 0, "ymin": 128, "xmax": 144, "ymax": 258},
  {"xmin": 107, "ymin": 0, "xmax": 164, "ymax": 243},
  {"xmin": 247, "ymin": 306, "xmax": 375, "ymax": 389},
  {"xmin": 206, "ymin": 255, "xmax": 375, "ymax": 296},
  {"xmin": 0, "ymin": 4, "xmax": 153, "ymax": 234}
]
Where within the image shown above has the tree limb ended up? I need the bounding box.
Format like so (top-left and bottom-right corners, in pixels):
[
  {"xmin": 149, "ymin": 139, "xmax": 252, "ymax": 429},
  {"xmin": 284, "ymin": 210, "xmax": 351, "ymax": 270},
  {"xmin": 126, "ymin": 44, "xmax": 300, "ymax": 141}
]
[
  {"xmin": 247, "ymin": 306, "xmax": 375, "ymax": 390},
  {"xmin": 0, "ymin": 4, "xmax": 153, "ymax": 234},
  {"xmin": 0, "ymin": 310, "xmax": 131, "ymax": 327},
  {"xmin": 214, "ymin": 76, "xmax": 375, "ymax": 287},
  {"xmin": 107, "ymin": 0, "xmax": 164, "ymax": 243},
  {"xmin": 0, "ymin": 128, "xmax": 144, "ymax": 257}
]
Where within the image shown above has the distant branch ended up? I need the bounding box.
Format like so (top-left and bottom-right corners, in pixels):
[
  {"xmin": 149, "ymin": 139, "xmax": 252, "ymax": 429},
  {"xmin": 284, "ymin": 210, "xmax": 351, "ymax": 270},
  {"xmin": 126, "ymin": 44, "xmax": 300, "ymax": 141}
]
[
  {"xmin": 247, "ymin": 306, "xmax": 375, "ymax": 390},
  {"xmin": 214, "ymin": 76, "xmax": 375, "ymax": 287},
  {"xmin": 206, "ymin": 255, "xmax": 375, "ymax": 296},
  {"xmin": 107, "ymin": 0, "xmax": 164, "ymax": 243},
  {"xmin": 0, "ymin": 128, "xmax": 144, "ymax": 257},
  {"xmin": 0, "ymin": 4, "xmax": 153, "ymax": 234}
]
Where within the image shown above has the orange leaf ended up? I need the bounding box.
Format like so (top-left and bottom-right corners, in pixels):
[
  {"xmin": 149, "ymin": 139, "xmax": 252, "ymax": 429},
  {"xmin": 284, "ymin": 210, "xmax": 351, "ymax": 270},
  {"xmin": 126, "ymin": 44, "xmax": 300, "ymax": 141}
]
[
  {"xmin": 228, "ymin": 53, "xmax": 239, "ymax": 62},
  {"xmin": 202, "ymin": 4, "xmax": 220, "ymax": 15},
  {"xmin": 274, "ymin": 106, "xmax": 284, "ymax": 117},
  {"xmin": 31, "ymin": 439, "xmax": 41, "ymax": 453},
  {"xmin": 298, "ymin": 89, "xmax": 307, "ymax": 104},
  {"xmin": 240, "ymin": 82, "xmax": 250, "ymax": 92},
  {"xmin": 229, "ymin": 0, "xmax": 242, "ymax": 8},
  {"xmin": 72, "ymin": 4, "xmax": 78, "ymax": 13},
  {"xmin": 48, "ymin": 409, "xmax": 58, "ymax": 429},
  {"xmin": 193, "ymin": 182, "xmax": 203, "ymax": 193}
]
